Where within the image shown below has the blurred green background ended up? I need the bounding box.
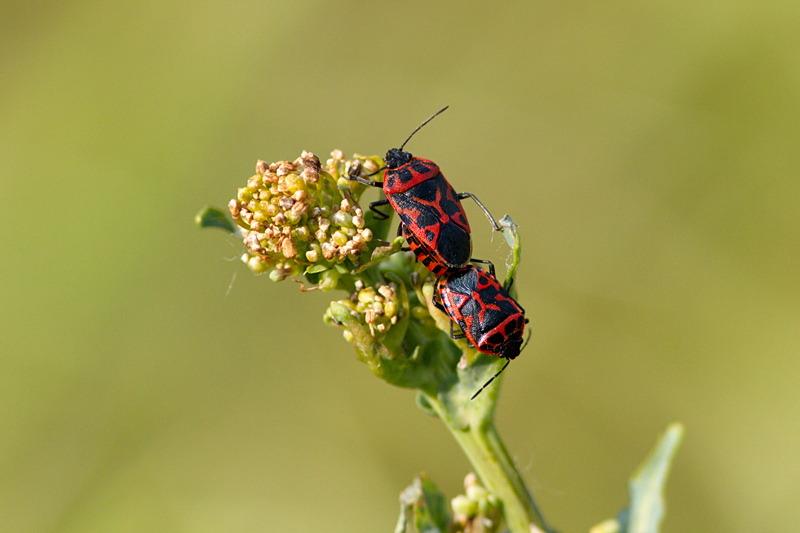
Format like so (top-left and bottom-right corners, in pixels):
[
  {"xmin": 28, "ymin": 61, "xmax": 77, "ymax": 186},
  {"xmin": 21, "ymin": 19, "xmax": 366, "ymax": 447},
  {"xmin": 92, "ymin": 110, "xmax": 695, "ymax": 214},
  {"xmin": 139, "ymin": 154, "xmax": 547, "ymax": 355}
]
[{"xmin": 2, "ymin": 1, "xmax": 799, "ymax": 531}]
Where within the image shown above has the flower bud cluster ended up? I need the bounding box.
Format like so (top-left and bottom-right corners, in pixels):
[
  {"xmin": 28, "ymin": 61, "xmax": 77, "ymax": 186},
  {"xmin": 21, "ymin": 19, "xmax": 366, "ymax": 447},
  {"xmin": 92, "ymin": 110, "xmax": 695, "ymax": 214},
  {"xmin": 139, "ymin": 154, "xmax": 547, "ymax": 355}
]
[
  {"xmin": 451, "ymin": 473, "xmax": 501, "ymax": 533},
  {"xmin": 229, "ymin": 150, "xmax": 380, "ymax": 283},
  {"xmin": 327, "ymin": 281, "xmax": 402, "ymax": 340}
]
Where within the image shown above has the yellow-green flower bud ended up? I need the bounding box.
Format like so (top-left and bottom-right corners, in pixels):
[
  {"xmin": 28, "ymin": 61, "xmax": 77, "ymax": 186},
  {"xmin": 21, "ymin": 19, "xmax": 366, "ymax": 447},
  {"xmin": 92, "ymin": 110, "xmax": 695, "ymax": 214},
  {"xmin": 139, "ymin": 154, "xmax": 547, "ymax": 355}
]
[
  {"xmin": 284, "ymin": 210, "xmax": 302, "ymax": 226},
  {"xmin": 358, "ymin": 287, "xmax": 377, "ymax": 304},
  {"xmin": 244, "ymin": 254, "xmax": 269, "ymax": 274},
  {"xmin": 451, "ymin": 495, "xmax": 478, "ymax": 518},
  {"xmin": 284, "ymin": 173, "xmax": 303, "ymax": 193},
  {"xmin": 383, "ymin": 300, "xmax": 398, "ymax": 319},
  {"xmin": 332, "ymin": 210, "xmax": 353, "ymax": 228},
  {"xmin": 332, "ymin": 231, "xmax": 348, "ymax": 247},
  {"xmin": 294, "ymin": 226, "xmax": 310, "ymax": 241},
  {"xmin": 466, "ymin": 485, "xmax": 488, "ymax": 502},
  {"xmin": 318, "ymin": 270, "xmax": 339, "ymax": 291}
]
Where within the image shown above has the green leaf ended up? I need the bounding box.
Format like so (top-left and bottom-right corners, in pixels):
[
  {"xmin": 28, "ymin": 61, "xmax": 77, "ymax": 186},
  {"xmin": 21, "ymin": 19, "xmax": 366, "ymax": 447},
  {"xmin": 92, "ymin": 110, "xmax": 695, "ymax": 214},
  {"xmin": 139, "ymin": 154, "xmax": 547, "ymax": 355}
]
[
  {"xmin": 195, "ymin": 206, "xmax": 237, "ymax": 233},
  {"xmin": 394, "ymin": 474, "xmax": 451, "ymax": 533},
  {"xmin": 415, "ymin": 392, "xmax": 438, "ymax": 418},
  {"xmin": 498, "ymin": 215, "xmax": 521, "ymax": 294},
  {"xmin": 305, "ymin": 263, "xmax": 330, "ymax": 274},
  {"xmin": 626, "ymin": 423, "xmax": 684, "ymax": 533},
  {"xmin": 354, "ymin": 236, "xmax": 405, "ymax": 274}
]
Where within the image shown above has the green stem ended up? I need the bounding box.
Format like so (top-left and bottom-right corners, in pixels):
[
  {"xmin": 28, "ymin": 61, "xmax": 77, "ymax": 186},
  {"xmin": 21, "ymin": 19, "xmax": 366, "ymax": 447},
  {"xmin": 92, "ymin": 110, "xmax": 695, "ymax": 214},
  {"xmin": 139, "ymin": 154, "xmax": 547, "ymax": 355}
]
[{"xmin": 421, "ymin": 391, "xmax": 551, "ymax": 533}]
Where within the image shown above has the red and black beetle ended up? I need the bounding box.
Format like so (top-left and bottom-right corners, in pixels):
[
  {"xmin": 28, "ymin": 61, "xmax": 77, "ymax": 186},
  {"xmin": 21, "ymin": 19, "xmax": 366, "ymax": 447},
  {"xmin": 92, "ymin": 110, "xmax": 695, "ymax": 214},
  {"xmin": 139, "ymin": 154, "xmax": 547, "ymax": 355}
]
[
  {"xmin": 346, "ymin": 107, "xmax": 500, "ymax": 275},
  {"xmin": 433, "ymin": 263, "xmax": 528, "ymax": 399}
]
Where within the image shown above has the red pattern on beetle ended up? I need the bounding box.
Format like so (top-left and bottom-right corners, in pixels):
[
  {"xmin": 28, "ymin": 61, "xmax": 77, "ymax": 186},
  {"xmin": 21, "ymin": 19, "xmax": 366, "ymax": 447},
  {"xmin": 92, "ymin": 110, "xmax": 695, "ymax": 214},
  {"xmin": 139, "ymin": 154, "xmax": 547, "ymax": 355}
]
[
  {"xmin": 344, "ymin": 112, "xmax": 496, "ymax": 276},
  {"xmin": 388, "ymin": 171, "xmax": 474, "ymax": 272},
  {"xmin": 383, "ymin": 158, "xmax": 440, "ymax": 193},
  {"xmin": 435, "ymin": 266, "xmax": 526, "ymax": 360}
]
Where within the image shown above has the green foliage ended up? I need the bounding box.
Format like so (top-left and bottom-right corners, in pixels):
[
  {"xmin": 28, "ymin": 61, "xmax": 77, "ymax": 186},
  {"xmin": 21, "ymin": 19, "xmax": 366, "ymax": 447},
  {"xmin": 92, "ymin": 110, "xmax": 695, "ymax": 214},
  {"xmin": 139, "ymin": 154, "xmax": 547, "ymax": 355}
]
[
  {"xmin": 591, "ymin": 424, "xmax": 684, "ymax": 533},
  {"xmin": 498, "ymin": 215, "xmax": 521, "ymax": 293},
  {"xmin": 626, "ymin": 424, "xmax": 685, "ymax": 533},
  {"xmin": 195, "ymin": 205, "xmax": 237, "ymax": 233}
]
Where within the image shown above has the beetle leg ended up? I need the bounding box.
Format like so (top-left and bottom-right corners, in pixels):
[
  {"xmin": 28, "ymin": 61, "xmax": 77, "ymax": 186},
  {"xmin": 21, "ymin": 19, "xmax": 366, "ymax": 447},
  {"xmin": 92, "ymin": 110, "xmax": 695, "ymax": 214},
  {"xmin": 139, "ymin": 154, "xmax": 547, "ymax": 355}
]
[
  {"xmin": 344, "ymin": 174, "xmax": 384, "ymax": 188},
  {"xmin": 450, "ymin": 320, "xmax": 467, "ymax": 340},
  {"xmin": 456, "ymin": 192, "xmax": 502, "ymax": 231},
  {"xmin": 469, "ymin": 258, "xmax": 496, "ymax": 277},
  {"xmin": 368, "ymin": 199, "xmax": 392, "ymax": 220},
  {"xmin": 431, "ymin": 280, "xmax": 446, "ymax": 313},
  {"xmin": 364, "ymin": 166, "xmax": 387, "ymax": 177},
  {"xmin": 396, "ymin": 223, "xmax": 414, "ymax": 251},
  {"xmin": 520, "ymin": 328, "xmax": 532, "ymax": 351}
]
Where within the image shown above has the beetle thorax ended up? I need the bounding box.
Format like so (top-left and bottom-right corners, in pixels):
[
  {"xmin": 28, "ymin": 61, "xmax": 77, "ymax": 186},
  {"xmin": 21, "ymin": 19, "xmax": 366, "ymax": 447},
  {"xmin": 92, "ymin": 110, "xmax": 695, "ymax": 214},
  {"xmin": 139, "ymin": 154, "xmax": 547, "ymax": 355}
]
[{"xmin": 385, "ymin": 148, "xmax": 413, "ymax": 169}]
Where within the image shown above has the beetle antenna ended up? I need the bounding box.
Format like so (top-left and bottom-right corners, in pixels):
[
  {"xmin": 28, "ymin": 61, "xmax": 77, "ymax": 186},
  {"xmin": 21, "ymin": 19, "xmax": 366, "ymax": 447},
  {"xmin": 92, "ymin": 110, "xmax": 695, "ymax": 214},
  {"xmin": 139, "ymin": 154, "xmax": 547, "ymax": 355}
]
[
  {"xmin": 520, "ymin": 325, "xmax": 532, "ymax": 352},
  {"xmin": 470, "ymin": 358, "xmax": 510, "ymax": 400},
  {"xmin": 398, "ymin": 106, "xmax": 449, "ymax": 151}
]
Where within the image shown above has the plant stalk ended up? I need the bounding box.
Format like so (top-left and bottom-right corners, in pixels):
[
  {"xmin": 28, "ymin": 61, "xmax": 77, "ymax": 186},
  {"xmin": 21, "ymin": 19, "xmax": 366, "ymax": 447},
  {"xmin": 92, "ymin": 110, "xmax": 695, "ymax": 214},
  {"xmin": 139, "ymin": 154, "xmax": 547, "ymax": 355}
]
[{"xmin": 422, "ymin": 391, "xmax": 551, "ymax": 533}]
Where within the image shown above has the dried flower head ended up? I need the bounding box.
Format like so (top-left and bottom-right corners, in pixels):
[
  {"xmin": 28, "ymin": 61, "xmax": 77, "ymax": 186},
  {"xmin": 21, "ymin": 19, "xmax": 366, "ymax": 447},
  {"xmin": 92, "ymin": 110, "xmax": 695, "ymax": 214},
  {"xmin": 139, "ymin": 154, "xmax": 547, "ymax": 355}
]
[{"xmin": 228, "ymin": 150, "xmax": 384, "ymax": 287}]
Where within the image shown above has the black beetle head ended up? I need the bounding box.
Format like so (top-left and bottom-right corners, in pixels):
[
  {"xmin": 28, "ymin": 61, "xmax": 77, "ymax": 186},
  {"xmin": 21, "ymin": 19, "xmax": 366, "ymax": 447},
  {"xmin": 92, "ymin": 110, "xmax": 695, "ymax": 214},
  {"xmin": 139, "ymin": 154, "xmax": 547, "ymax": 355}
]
[
  {"xmin": 385, "ymin": 148, "xmax": 413, "ymax": 169},
  {"xmin": 500, "ymin": 337, "xmax": 524, "ymax": 360}
]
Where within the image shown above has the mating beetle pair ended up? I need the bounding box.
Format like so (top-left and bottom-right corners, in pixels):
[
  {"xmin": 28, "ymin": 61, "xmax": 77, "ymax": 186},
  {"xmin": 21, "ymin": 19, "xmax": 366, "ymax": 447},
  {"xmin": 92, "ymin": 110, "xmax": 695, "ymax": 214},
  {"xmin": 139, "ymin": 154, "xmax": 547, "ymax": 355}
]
[{"xmin": 345, "ymin": 108, "xmax": 528, "ymax": 399}]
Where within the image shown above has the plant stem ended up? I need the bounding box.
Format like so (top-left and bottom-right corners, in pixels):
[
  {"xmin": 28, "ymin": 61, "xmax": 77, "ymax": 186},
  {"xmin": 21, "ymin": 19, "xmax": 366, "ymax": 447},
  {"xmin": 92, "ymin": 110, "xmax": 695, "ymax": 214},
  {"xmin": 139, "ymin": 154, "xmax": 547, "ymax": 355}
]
[{"xmin": 422, "ymin": 391, "xmax": 552, "ymax": 533}]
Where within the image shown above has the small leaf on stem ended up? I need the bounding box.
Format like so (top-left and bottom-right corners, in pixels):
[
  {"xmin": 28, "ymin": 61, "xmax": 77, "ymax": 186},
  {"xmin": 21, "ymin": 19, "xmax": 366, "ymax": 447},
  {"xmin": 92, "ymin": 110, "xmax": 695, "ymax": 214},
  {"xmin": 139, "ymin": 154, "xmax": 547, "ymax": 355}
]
[{"xmin": 195, "ymin": 206, "xmax": 237, "ymax": 233}]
